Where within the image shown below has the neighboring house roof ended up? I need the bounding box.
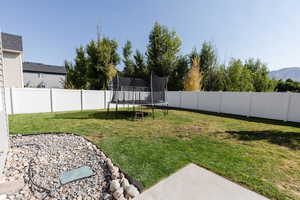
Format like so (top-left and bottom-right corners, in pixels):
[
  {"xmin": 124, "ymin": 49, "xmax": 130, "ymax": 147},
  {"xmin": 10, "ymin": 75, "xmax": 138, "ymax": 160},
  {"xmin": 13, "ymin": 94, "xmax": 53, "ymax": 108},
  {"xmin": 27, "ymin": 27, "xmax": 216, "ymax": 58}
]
[
  {"xmin": 23, "ymin": 62, "xmax": 67, "ymax": 75},
  {"xmin": 1, "ymin": 32, "xmax": 23, "ymax": 51}
]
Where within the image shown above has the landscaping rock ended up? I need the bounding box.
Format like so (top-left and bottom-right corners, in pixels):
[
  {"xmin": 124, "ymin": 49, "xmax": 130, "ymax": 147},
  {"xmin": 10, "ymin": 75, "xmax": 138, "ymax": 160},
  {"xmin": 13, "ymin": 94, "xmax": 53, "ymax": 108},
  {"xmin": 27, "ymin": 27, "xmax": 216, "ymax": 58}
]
[
  {"xmin": 103, "ymin": 193, "xmax": 112, "ymax": 200},
  {"xmin": 1, "ymin": 133, "xmax": 140, "ymax": 200},
  {"xmin": 121, "ymin": 178, "xmax": 130, "ymax": 189},
  {"xmin": 110, "ymin": 180, "xmax": 120, "ymax": 192},
  {"xmin": 125, "ymin": 185, "xmax": 140, "ymax": 198},
  {"xmin": 113, "ymin": 187, "xmax": 124, "ymax": 199}
]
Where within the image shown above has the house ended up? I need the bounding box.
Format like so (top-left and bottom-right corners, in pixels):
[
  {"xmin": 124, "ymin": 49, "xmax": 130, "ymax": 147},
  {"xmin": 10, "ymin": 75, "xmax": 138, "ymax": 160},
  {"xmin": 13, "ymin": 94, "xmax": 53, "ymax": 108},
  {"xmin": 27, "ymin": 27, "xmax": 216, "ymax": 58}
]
[
  {"xmin": 23, "ymin": 62, "xmax": 66, "ymax": 88},
  {"xmin": 0, "ymin": 32, "xmax": 66, "ymax": 88},
  {"xmin": 1, "ymin": 32, "xmax": 24, "ymax": 88}
]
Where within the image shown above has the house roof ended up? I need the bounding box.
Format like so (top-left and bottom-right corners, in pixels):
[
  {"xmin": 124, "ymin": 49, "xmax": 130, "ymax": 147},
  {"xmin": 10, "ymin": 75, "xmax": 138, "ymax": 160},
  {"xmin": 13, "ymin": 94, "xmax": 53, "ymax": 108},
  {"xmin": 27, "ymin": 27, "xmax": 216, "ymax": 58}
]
[
  {"xmin": 1, "ymin": 32, "xmax": 23, "ymax": 51},
  {"xmin": 23, "ymin": 62, "xmax": 67, "ymax": 75}
]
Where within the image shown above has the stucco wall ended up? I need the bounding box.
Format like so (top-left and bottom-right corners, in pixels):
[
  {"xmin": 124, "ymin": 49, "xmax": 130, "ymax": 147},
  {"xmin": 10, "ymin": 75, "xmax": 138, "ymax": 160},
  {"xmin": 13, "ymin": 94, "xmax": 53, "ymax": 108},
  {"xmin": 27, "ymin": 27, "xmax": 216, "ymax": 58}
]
[
  {"xmin": 3, "ymin": 51, "xmax": 23, "ymax": 88},
  {"xmin": 0, "ymin": 88, "xmax": 9, "ymax": 174},
  {"xmin": 23, "ymin": 72, "xmax": 65, "ymax": 88}
]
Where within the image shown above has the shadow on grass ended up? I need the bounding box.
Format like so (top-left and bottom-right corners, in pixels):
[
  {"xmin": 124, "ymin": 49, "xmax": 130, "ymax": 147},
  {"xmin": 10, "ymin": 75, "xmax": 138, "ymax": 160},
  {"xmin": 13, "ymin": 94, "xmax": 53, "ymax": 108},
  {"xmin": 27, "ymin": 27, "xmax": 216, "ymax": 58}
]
[
  {"xmin": 226, "ymin": 130, "xmax": 300, "ymax": 150},
  {"xmin": 54, "ymin": 111, "xmax": 150, "ymax": 120},
  {"xmin": 167, "ymin": 107, "xmax": 300, "ymax": 129}
]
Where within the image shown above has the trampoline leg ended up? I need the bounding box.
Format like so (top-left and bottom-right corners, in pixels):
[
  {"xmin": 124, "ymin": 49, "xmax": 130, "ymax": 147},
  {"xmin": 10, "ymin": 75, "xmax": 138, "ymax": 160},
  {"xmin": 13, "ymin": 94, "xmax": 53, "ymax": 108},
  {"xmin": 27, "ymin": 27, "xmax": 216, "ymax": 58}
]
[
  {"xmin": 152, "ymin": 105, "xmax": 155, "ymax": 120},
  {"xmin": 163, "ymin": 103, "xmax": 168, "ymax": 116},
  {"xmin": 107, "ymin": 103, "xmax": 110, "ymax": 115},
  {"xmin": 141, "ymin": 105, "xmax": 144, "ymax": 120},
  {"xmin": 115, "ymin": 102, "xmax": 118, "ymax": 118},
  {"xmin": 167, "ymin": 103, "xmax": 169, "ymax": 115}
]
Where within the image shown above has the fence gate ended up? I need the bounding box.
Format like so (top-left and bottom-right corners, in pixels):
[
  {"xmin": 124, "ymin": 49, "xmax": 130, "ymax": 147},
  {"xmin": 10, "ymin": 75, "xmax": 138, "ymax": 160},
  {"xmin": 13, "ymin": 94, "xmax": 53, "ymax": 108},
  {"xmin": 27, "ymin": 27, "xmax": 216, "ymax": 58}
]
[{"xmin": 0, "ymin": 32, "xmax": 9, "ymax": 174}]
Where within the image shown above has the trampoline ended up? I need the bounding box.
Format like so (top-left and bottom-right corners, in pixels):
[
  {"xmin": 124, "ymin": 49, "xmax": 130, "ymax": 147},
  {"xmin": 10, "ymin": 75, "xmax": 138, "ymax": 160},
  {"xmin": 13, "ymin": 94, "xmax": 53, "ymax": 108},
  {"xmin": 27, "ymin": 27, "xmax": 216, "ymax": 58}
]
[{"xmin": 107, "ymin": 73, "xmax": 168, "ymax": 119}]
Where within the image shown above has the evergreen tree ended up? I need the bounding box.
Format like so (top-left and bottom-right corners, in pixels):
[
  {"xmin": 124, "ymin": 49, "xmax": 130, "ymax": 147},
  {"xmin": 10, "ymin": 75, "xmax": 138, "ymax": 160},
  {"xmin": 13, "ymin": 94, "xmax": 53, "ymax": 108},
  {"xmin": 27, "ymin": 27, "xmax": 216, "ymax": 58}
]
[
  {"xmin": 133, "ymin": 50, "xmax": 148, "ymax": 79},
  {"xmin": 122, "ymin": 40, "xmax": 135, "ymax": 77},
  {"xmin": 63, "ymin": 46, "xmax": 88, "ymax": 89},
  {"xmin": 64, "ymin": 61, "xmax": 76, "ymax": 89},
  {"xmin": 199, "ymin": 41, "xmax": 218, "ymax": 91},
  {"xmin": 168, "ymin": 56, "xmax": 189, "ymax": 91},
  {"xmin": 146, "ymin": 22, "xmax": 181, "ymax": 76},
  {"xmin": 73, "ymin": 46, "xmax": 88, "ymax": 89},
  {"xmin": 209, "ymin": 64, "xmax": 229, "ymax": 91}
]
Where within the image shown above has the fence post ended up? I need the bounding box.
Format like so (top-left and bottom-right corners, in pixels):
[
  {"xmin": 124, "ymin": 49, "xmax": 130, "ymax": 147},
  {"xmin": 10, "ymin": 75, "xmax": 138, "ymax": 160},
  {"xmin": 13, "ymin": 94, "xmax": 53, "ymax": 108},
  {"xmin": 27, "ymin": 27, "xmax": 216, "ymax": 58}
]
[
  {"xmin": 179, "ymin": 91, "xmax": 182, "ymax": 108},
  {"xmin": 50, "ymin": 88, "xmax": 53, "ymax": 112},
  {"xmin": 104, "ymin": 90, "xmax": 106, "ymax": 109},
  {"xmin": 247, "ymin": 92, "xmax": 252, "ymax": 117},
  {"xmin": 285, "ymin": 92, "xmax": 292, "ymax": 122},
  {"xmin": 80, "ymin": 89, "xmax": 84, "ymax": 111},
  {"xmin": 10, "ymin": 88, "xmax": 14, "ymax": 114},
  {"xmin": 218, "ymin": 91, "xmax": 223, "ymax": 113},
  {"xmin": 197, "ymin": 91, "xmax": 200, "ymax": 110}
]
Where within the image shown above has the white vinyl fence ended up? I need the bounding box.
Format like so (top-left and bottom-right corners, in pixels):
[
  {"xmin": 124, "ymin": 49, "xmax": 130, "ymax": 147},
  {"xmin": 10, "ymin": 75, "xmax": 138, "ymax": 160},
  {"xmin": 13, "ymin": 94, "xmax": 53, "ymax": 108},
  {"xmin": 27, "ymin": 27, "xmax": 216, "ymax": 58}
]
[
  {"xmin": 4, "ymin": 88, "xmax": 300, "ymax": 123},
  {"xmin": 166, "ymin": 91, "xmax": 300, "ymax": 123},
  {"xmin": 4, "ymin": 88, "xmax": 111, "ymax": 114}
]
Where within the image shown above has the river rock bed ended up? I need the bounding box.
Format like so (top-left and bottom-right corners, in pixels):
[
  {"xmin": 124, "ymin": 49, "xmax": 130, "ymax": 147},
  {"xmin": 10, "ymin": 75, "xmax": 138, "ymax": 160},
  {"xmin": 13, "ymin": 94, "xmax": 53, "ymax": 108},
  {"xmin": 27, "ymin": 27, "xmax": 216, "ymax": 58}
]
[{"xmin": 0, "ymin": 133, "xmax": 140, "ymax": 200}]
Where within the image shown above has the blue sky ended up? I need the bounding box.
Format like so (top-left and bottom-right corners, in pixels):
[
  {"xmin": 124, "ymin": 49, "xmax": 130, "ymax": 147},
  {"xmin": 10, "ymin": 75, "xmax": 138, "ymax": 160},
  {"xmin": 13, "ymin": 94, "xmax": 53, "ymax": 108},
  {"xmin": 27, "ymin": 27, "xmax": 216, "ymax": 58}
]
[{"xmin": 1, "ymin": 0, "xmax": 300, "ymax": 71}]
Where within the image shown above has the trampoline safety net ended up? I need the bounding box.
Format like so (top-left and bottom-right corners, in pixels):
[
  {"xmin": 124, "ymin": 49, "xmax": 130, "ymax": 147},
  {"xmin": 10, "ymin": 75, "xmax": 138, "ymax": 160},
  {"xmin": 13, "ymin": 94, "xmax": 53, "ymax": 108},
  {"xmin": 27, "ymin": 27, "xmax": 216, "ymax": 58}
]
[{"xmin": 109, "ymin": 73, "xmax": 168, "ymax": 105}]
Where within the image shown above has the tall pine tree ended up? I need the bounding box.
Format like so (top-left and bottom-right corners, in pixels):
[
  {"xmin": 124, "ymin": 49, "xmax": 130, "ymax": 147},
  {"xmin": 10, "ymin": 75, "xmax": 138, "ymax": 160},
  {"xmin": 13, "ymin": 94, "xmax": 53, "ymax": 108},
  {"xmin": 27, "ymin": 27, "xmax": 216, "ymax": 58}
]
[
  {"xmin": 122, "ymin": 40, "xmax": 135, "ymax": 77},
  {"xmin": 146, "ymin": 22, "xmax": 181, "ymax": 77},
  {"xmin": 133, "ymin": 50, "xmax": 148, "ymax": 79}
]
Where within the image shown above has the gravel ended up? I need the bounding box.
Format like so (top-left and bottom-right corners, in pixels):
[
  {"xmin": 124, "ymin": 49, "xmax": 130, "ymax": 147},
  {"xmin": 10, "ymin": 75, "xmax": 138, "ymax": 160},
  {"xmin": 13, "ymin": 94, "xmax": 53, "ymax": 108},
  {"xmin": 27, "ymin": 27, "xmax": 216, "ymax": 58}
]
[{"xmin": 1, "ymin": 133, "xmax": 140, "ymax": 200}]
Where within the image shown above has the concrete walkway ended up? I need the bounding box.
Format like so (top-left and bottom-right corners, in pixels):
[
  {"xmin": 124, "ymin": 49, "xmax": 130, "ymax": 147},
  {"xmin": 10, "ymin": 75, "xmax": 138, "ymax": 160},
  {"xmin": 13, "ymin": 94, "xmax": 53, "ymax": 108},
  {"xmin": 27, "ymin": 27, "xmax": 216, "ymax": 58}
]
[{"xmin": 137, "ymin": 163, "xmax": 270, "ymax": 200}]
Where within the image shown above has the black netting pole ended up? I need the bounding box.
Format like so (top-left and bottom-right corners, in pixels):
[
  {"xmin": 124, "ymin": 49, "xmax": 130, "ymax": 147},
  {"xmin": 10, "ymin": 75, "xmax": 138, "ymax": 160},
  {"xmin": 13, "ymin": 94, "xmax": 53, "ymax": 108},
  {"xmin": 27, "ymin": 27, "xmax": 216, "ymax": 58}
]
[
  {"xmin": 116, "ymin": 73, "xmax": 119, "ymax": 114},
  {"xmin": 151, "ymin": 72, "xmax": 155, "ymax": 119},
  {"xmin": 165, "ymin": 77, "xmax": 169, "ymax": 116}
]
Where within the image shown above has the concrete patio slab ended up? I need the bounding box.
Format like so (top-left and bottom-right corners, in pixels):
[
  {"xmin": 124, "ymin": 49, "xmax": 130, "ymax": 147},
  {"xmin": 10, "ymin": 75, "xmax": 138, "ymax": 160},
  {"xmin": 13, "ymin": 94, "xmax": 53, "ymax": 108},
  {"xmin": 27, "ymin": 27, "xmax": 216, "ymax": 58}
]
[{"xmin": 137, "ymin": 163, "xmax": 270, "ymax": 200}]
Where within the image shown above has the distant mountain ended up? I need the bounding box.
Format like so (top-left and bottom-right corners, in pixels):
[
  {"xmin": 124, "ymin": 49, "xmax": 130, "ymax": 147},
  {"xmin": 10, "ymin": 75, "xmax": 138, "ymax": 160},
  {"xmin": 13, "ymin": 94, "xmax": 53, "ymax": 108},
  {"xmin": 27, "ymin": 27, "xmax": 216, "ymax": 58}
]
[{"xmin": 269, "ymin": 67, "xmax": 300, "ymax": 82}]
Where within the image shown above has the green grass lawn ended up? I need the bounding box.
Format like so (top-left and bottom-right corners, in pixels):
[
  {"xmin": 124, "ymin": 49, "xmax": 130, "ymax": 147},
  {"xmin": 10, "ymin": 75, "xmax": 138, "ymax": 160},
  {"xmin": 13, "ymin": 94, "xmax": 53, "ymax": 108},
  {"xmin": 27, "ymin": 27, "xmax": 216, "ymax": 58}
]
[{"xmin": 9, "ymin": 108, "xmax": 300, "ymax": 200}]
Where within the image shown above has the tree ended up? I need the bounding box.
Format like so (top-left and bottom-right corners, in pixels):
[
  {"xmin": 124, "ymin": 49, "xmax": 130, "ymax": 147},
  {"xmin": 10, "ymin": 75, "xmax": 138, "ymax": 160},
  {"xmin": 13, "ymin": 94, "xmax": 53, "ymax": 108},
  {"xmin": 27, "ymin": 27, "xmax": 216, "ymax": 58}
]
[
  {"xmin": 168, "ymin": 56, "xmax": 189, "ymax": 91},
  {"xmin": 189, "ymin": 48, "xmax": 200, "ymax": 63},
  {"xmin": 209, "ymin": 64, "xmax": 229, "ymax": 91},
  {"xmin": 73, "ymin": 46, "xmax": 88, "ymax": 89},
  {"xmin": 133, "ymin": 50, "xmax": 148, "ymax": 79},
  {"xmin": 146, "ymin": 22, "xmax": 181, "ymax": 77},
  {"xmin": 244, "ymin": 58, "xmax": 274, "ymax": 92},
  {"xmin": 87, "ymin": 37, "xmax": 120, "ymax": 90},
  {"xmin": 184, "ymin": 57, "xmax": 203, "ymax": 91},
  {"xmin": 199, "ymin": 41, "xmax": 218, "ymax": 91},
  {"xmin": 227, "ymin": 59, "xmax": 253, "ymax": 91},
  {"xmin": 64, "ymin": 61, "xmax": 76, "ymax": 89},
  {"xmin": 63, "ymin": 46, "xmax": 88, "ymax": 89},
  {"xmin": 275, "ymin": 79, "xmax": 300, "ymax": 92},
  {"xmin": 122, "ymin": 40, "xmax": 135, "ymax": 77}
]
